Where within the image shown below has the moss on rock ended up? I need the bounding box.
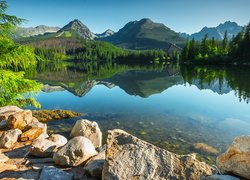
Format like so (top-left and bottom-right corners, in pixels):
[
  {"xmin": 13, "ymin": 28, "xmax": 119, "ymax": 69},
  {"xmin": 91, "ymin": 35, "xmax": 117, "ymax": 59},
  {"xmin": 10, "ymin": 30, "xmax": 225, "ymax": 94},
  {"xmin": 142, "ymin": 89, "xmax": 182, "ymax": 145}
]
[{"xmin": 32, "ymin": 110, "xmax": 81, "ymax": 123}]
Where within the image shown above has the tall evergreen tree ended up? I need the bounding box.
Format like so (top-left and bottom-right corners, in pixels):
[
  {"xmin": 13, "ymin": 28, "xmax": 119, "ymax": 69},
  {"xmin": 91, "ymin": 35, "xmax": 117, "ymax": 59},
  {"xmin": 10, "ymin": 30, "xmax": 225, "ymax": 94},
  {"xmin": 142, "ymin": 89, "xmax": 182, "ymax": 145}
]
[
  {"xmin": 188, "ymin": 38, "xmax": 196, "ymax": 60},
  {"xmin": 222, "ymin": 31, "xmax": 228, "ymax": 53},
  {"xmin": 0, "ymin": 0, "xmax": 24, "ymax": 35},
  {"xmin": 201, "ymin": 34, "xmax": 209, "ymax": 56},
  {"xmin": 181, "ymin": 40, "xmax": 190, "ymax": 60}
]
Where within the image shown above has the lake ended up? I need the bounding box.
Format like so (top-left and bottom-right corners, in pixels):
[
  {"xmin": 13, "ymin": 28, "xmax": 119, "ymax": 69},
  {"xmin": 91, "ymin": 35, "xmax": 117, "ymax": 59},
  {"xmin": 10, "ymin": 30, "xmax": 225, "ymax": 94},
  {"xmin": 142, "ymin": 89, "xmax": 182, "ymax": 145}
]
[{"xmin": 31, "ymin": 63, "xmax": 250, "ymax": 163}]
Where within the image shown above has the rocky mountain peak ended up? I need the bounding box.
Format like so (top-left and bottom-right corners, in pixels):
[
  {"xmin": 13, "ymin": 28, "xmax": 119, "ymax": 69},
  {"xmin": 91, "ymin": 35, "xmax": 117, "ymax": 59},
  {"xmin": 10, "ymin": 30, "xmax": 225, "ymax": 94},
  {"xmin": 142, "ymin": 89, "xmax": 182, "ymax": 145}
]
[
  {"xmin": 182, "ymin": 21, "xmax": 243, "ymax": 40},
  {"xmin": 12, "ymin": 25, "xmax": 60, "ymax": 39},
  {"xmin": 59, "ymin": 19, "xmax": 94, "ymax": 39},
  {"xmin": 99, "ymin": 18, "xmax": 185, "ymax": 51},
  {"xmin": 102, "ymin": 29, "xmax": 115, "ymax": 36},
  {"xmin": 95, "ymin": 29, "xmax": 115, "ymax": 38},
  {"xmin": 67, "ymin": 19, "xmax": 85, "ymax": 27},
  {"xmin": 218, "ymin": 21, "xmax": 238, "ymax": 28},
  {"xmin": 105, "ymin": 29, "xmax": 114, "ymax": 34},
  {"xmin": 139, "ymin": 18, "xmax": 153, "ymax": 24}
]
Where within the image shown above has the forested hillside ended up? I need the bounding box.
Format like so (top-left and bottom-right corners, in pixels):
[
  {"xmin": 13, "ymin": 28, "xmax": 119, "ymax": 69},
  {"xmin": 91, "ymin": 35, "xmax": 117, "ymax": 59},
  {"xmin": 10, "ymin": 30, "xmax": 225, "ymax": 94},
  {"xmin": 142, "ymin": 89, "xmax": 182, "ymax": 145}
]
[{"xmin": 181, "ymin": 23, "xmax": 250, "ymax": 64}]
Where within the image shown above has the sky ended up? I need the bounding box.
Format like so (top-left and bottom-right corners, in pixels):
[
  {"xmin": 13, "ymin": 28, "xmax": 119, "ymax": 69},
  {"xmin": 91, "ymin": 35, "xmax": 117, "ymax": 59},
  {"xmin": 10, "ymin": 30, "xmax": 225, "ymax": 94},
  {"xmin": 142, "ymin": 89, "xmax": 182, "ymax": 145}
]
[{"xmin": 6, "ymin": 0, "xmax": 250, "ymax": 34}]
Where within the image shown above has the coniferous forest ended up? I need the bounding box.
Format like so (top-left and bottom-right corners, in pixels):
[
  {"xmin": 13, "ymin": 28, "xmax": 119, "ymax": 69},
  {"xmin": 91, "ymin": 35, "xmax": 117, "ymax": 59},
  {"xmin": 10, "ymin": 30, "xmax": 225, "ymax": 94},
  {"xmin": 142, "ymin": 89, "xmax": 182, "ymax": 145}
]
[{"xmin": 181, "ymin": 24, "xmax": 250, "ymax": 64}]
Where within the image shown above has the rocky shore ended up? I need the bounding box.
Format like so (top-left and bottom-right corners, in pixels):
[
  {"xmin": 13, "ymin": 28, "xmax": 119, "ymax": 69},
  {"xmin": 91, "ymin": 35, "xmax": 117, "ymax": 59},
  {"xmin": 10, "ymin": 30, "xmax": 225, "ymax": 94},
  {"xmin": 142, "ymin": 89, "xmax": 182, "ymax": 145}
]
[{"xmin": 0, "ymin": 106, "xmax": 249, "ymax": 179}]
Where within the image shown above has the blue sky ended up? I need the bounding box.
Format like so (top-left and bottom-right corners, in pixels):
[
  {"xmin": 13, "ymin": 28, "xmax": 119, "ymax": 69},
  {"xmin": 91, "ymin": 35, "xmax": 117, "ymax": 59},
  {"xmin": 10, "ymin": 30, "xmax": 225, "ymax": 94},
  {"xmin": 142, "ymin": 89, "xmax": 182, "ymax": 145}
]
[{"xmin": 6, "ymin": 0, "xmax": 250, "ymax": 34}]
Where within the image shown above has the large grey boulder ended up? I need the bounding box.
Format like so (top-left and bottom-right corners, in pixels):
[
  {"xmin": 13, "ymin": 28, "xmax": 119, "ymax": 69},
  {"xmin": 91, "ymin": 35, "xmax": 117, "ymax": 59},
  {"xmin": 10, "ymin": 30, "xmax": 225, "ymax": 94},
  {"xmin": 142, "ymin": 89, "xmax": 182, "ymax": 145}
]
[
  {"xmin": 0, "ymin": 129, "xmax": 22, "ymax": 148},
  {"xmin": 102, "ymin": 129, "xmax": 213, "ymax": 180},
  {"xmin": 216, "ymin": 135, "xmax": 250, "ymax": 179},
  {"xmin": 70, "ymin": 119, "xmax": 102, "ymax": 148},
  {"xmin": 40, "ymin": 166, "xmax": 73, "ymax": 180},
  {"xmin": 53, "ymin": 136, "xmax": 97, "ymax": 167},
  {"xmin": 83, "ymin": 150, "xmax": 105, "ymax": 178}
]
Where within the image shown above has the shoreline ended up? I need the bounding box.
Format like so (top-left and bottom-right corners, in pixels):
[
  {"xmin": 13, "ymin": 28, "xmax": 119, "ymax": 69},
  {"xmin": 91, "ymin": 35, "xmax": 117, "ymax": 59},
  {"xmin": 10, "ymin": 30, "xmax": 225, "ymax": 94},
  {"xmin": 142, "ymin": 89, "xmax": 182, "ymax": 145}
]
[{"xmin": 0, "ymin": 106, "xmax": 249, "ymax": 179}]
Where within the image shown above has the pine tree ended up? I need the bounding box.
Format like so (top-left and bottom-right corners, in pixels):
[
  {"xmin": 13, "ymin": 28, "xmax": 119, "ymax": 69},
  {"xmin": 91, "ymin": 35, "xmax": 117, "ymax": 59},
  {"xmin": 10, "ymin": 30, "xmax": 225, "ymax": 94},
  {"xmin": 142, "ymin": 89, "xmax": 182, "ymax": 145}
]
[
  {"xmin": 181, "ymin": 40, "xmax": 189, "ymax": 61},
  {"xmin": 222, "ymin": 31, "xmax": 228, "ymax": 53},
  {"xmin": 201, "ymin": 34, "xmax": 209, "ymax": 56},
  {"xmin": 0, "ymin": 0, "xmax": 24, "ymax": 35},
  {"xmin": 188, "ymin": 38, "xmax": 196, "ymax": 60}
]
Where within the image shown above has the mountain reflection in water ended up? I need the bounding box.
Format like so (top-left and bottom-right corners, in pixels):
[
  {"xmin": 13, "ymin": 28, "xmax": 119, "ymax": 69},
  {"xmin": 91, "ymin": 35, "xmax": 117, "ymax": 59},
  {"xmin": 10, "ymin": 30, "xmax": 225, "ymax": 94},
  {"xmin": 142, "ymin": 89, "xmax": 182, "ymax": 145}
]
[
  {"xmin": 38, "ymin": 64, "xmax": 250, "ymax": 103},
  {"xmin": 33, "ymin": 63, "xmax": 250, "ymax": 163}
]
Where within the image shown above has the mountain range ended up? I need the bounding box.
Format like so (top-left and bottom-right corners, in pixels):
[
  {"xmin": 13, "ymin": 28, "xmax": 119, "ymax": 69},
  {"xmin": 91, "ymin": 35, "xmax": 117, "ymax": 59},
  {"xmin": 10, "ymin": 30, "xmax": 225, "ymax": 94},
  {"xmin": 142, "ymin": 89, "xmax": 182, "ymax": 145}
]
[
  {"xmin": 180, "ymin": 21, "xmax": 242, "ymax": 40},
  {"xmin": 101, "ymin": 69, "xmax": 182, "ymax": 97},
  {"xmin": 40, "ymin": 68, "xmax": 232, "ymax": 98},
  {"xmin": 14, "ymin": 19, "xmax": 243, "ymax": 52},
  {"xmin": 12, "ymin": 25, "xmax": 60, "ymax": 39},
  {"xmin": 16, "ymin": 19, "xmax": 185, "ymax": 53},
  {"xmin": 99, "ymin": 18, "xmax": 185, "ymax": 51},
  {"xmin": 38, "ymin": 68, "xmax": 182, "ymax": 98},
  {"xmin": 13, "ymin": 20, "xmax": 115, "ymax": 40}
]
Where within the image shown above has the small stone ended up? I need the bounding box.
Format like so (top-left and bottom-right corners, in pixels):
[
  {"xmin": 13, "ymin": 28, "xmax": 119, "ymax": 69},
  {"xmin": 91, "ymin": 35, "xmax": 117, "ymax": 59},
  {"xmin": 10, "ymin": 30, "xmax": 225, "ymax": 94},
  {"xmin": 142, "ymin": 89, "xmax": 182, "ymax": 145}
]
[
  {"xmin": 84, "ymin": 150, "xmax": 105, "ymax": 178},
  {"xmin": 40, "ymin": 166, "xmax": 73, "ymax": 180},
  {"xmin": 48, "ymin": 134, "xmax": 68, "ymax": 148},
  {"xmin": 25, "ymin": 121, "xmax": 48, "ymax": 140},
  {"xmin": 19, "ymin": 127, "xmax": 44, "ymax": 142},
  {"xmin": 0, "ymin": 129, "xmax": 22, "ymax": 148},
  {"xmin": 216, "ymin": 135, "xmax": 250, "ymax": 179},
  {"xmin": 70, "ymin": 119, "xmax": 102, "ymax": 148},
  {"xmin": 191, "ymin": 143, "xmax": 219, "ymax": 155},
  {"xmin": 30, "ymin": 139, "xmax": 57, "ymax": 157},
  {"xmin": 7, "ymin": 110, "xmax": 34, "ymax": 130},
  {"xmin": 53, "ymin": 136, "xmax": 97, "ymax": 167},
  {"xmin": 30, "ymin": 134, "xmax": 68, "ymax": 158}
]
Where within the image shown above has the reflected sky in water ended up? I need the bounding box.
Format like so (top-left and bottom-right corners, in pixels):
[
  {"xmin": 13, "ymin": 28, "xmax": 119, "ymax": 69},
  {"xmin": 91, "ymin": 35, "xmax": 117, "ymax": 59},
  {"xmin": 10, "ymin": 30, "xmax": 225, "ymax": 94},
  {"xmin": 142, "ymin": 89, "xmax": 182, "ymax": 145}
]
[
  {"xmin": 38, "ymin": 83, "xmax": 250, "ymax": 122},
  {"xmin": 34, "ymin": 66, "xmax": 250, "ymax": 162}
]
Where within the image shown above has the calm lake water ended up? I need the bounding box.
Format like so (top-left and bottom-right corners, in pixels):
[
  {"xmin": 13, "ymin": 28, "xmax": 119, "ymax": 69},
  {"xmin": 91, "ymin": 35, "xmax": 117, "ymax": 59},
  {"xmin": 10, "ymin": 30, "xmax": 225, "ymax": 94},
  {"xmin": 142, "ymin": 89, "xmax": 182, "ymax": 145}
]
[{"xmin": 32, "ymin": 64, "xmax": 250, "ymax": 163}]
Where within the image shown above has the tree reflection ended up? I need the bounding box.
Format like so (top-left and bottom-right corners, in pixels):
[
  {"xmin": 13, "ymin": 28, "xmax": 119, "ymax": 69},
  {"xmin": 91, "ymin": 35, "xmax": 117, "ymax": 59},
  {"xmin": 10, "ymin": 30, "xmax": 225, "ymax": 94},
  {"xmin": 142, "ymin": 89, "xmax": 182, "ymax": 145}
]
[{"xmin": 181, "ymin": 65, "xmax": 250, "ymax": 103}]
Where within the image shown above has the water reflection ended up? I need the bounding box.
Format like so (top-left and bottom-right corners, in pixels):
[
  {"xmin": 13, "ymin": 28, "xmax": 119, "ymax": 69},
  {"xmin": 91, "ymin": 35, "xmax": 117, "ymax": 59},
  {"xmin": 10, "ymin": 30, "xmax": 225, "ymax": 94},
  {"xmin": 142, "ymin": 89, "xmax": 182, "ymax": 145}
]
[
  {"xmin": 181, "ymin": 65, "xmax": 250, "ymax": 103},
  {"xmin": 102, "ymin": 68, "xmax": 182, "ymax": 97},
  {"xmin": 36, "ymin": 63, "xmax": 250, "ymax": 103},
  {"xmin": 32, "ymin": 62, "xmax": 250, "ymax": 163}
]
